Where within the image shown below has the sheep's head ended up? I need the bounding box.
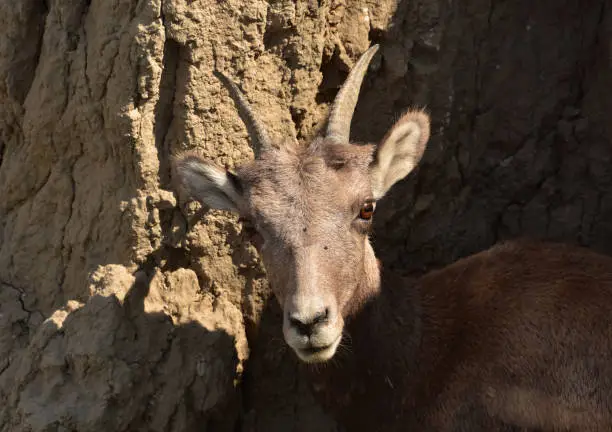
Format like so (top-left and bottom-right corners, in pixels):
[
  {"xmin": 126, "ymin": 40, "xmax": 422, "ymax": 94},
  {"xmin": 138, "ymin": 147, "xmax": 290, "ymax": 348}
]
[{"xmin": 173, "ymin": 45, "xmax": 431, "ymax": 363}]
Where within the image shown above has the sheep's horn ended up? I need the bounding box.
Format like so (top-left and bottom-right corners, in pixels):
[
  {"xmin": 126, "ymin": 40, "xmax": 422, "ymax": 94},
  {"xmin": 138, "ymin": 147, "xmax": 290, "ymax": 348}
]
[
  {"xmin": 214, "ymin": 71, "xmax": 271, "ymax": 159},
  {"xmin": 325, "ymin": 44, "xmax": 380, "ymax": 143}
]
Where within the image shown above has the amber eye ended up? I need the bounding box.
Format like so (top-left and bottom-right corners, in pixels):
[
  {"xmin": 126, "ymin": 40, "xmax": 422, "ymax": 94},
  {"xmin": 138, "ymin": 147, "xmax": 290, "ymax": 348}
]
[{"xmin": 358, "ymin": 200, "xmax": 376, "ymax": 220}]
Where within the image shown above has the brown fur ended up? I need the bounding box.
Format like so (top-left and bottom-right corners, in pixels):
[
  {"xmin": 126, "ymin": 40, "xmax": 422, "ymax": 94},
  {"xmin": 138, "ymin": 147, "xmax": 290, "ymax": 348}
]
[
  {"xmin": 175, "ymin": 133, "xmax": 612, "ymax": 430},
  {"xmin": 309, "ymin": 239, "xmax": 612, "ymax": 431}
]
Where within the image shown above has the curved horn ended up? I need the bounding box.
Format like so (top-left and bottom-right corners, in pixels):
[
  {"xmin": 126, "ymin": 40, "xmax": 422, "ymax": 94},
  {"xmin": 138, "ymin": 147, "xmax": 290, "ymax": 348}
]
[
  {"xmin": 326, "ymin": 44, "xmax": 380, "ymax": 143},
  {"xmin": 214, "ymin": 71, "xmax": 271, "ymax": 159}
]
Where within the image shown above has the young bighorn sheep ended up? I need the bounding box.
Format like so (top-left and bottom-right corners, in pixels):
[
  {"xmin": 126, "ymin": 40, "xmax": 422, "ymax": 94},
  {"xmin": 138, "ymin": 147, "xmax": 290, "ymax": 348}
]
[{"xmin": 173, "ymin": 45, "xmax": 612, "ymax": 431}]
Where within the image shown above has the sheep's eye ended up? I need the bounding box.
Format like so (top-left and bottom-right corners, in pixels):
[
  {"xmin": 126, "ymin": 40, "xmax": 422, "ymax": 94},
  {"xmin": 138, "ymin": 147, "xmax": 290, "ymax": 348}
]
[{"xmin": 358, "ymin": 200, "xmax": 376, "ymax": 221}]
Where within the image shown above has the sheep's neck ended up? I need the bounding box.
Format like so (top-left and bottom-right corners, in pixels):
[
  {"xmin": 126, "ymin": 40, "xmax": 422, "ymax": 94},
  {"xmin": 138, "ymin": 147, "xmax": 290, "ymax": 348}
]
[{"xmin": 305, "ymin": 260, "xmax": 422, "ymax": 423}]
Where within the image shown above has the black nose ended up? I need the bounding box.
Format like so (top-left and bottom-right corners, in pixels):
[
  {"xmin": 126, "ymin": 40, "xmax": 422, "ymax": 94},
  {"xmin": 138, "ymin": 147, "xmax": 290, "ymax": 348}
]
[{"xmin": 288, "ymin": 308, "xmax": 330, "ymax": 337}]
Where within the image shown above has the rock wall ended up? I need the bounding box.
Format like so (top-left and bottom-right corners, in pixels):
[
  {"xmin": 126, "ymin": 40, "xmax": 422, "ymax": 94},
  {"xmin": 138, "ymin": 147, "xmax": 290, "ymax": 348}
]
[{"xmin": 0, "ymin": 0, "xmax": 610, "ymax": 431}]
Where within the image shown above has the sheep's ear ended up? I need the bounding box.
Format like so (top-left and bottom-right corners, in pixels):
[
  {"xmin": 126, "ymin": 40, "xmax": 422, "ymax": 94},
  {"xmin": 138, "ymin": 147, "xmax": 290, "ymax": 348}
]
[
  {"xmin": 172, "ymin": 153, "xmax": 244, "ymax": 213},
  {"xmin": 369, "ymin": 110, "xmax": 430, "ymax": 199}
]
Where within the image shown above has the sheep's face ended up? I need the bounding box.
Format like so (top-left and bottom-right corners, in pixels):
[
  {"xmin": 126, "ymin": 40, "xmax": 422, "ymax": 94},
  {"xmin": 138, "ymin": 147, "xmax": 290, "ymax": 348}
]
[
  {"xmin": 175, "ymin": 140, "xmax": 376, "ymax": 362},
  {"xmin": 243, "ymin": 138, "xmax": 380, "ymax": 363},
  {"xmin": 174, "ymin": 111, "xmax": 430, "ymax": 363}
]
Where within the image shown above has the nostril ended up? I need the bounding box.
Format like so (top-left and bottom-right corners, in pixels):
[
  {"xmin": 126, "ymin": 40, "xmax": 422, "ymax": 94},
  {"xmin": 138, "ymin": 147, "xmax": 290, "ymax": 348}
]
[
  {"xmin": 289, "ymin": 316, "xmax": 304, "ymax": 330},
  {"xmin": 289, "ymin": 308, "xmax": 330, "ymax": 336},
  {"xmin": 289, "ymin": 316, "xmax": 314, "ymax": 337},
  {"xmin": 313, "ymin": 308, "xmax": 330, "ymax": 325}
]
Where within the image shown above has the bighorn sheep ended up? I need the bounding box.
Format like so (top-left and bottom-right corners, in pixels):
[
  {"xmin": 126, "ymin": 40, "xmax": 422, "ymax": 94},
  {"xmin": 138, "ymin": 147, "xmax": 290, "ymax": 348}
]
[{"xmin": 173, "ymin": 45, "xmax": 612, "ymax": 431}]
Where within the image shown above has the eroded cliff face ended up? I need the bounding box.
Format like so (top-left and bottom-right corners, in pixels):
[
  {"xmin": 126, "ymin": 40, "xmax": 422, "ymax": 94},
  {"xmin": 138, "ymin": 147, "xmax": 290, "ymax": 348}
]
[{"xmin": 0, "ymin": 0, "xmax": 610, "ymax": 431}]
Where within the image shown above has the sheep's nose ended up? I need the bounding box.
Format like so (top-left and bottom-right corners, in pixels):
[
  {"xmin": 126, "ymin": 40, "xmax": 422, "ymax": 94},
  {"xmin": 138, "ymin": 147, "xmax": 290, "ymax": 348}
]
[{"xmin": 288, "ymin": 308, "xmax": 330, "ymax": 337}]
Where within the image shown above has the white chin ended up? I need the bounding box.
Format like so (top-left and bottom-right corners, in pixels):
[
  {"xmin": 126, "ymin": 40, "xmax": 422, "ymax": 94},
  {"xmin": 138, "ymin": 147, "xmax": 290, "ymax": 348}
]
[{"xmin": 293, "ymin": 336, "xmax": 342, "ymax": 364}]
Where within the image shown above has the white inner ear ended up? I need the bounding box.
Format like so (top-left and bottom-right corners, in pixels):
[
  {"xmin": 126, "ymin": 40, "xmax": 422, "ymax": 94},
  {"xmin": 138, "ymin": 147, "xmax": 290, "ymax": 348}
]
[
  {"xmin": 176, "ymin": 157, "xmax": 243, "ymax": 212},
  {"xmin": 370, "ymin": 112, "xmax": 430, "ymax": 199}
]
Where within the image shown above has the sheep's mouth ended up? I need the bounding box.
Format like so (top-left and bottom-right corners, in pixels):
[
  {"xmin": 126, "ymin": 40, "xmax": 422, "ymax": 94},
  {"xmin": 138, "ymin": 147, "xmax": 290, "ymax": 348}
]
[
  {"xmin": 303, "ymin": 344, "xmax": 329, "ymax": 355},
  {"xmin": 293, "ymin": 335, "xmax": 342, "ymax": 363}
]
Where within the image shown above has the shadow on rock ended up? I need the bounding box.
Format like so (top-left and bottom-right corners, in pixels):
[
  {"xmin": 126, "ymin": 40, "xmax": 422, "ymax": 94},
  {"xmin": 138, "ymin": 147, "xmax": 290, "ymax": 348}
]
[{"xmin": 0, "ymin": 263, "xmax": 247, "ymax": 432}]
